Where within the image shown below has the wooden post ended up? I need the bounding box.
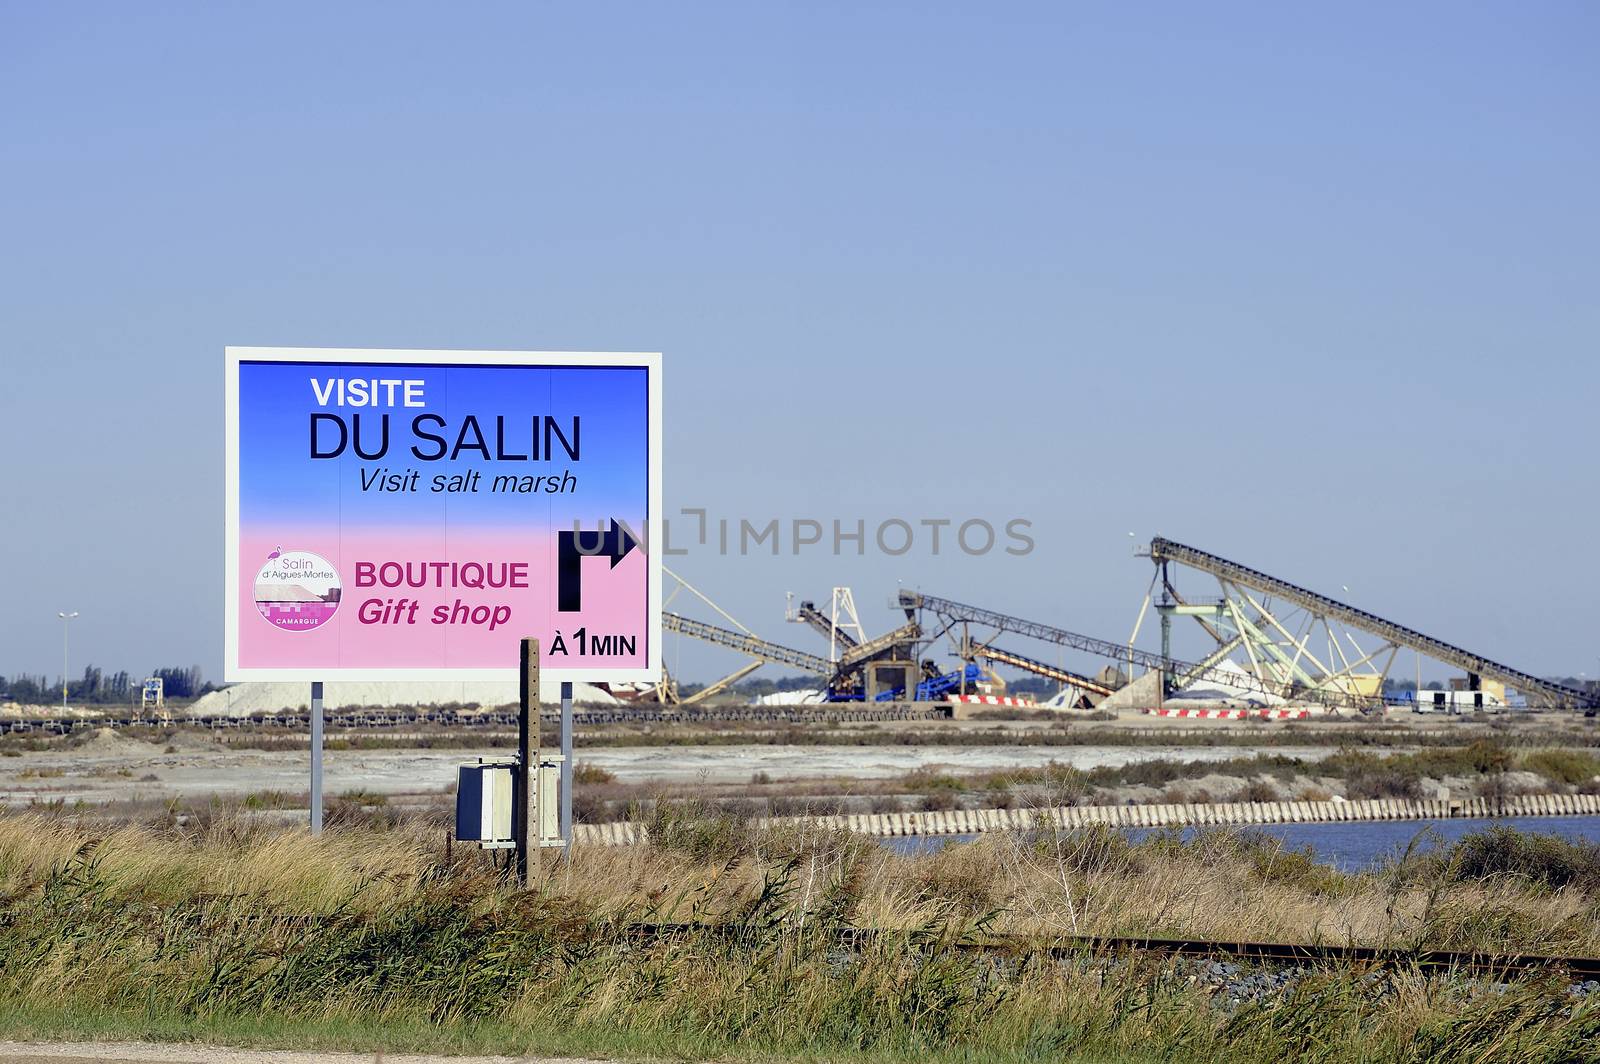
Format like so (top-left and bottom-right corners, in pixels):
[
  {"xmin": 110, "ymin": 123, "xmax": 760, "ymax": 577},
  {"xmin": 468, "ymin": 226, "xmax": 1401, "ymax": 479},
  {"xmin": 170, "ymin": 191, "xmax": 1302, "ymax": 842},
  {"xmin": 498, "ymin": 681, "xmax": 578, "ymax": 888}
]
[{"xmin": 516, "ymin": 638, "xmax": 539, "ymax": 886}]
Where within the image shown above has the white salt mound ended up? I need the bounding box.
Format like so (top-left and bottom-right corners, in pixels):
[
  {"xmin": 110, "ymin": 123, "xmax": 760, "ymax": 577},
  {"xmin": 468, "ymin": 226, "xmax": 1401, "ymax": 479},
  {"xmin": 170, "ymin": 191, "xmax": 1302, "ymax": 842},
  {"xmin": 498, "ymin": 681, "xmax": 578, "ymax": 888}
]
[
  {"xmin": 189, "ymin": 680, "xmax": 618, "ymax": 717},
  {"xmin": 755, "ymin": 689, "xmax": 827, "ymax": 706}
]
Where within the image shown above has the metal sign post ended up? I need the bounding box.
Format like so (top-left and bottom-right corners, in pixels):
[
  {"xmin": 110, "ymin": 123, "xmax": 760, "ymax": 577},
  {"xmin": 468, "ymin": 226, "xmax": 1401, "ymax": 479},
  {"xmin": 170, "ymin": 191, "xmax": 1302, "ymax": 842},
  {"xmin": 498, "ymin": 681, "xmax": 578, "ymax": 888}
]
[
  {"xmin": 310, "ymin": 681, "xmax": 324, "ymax": 833},
  {"xmin": 560, "ymin": 681, "xmax": 573, "ymax": 850}
]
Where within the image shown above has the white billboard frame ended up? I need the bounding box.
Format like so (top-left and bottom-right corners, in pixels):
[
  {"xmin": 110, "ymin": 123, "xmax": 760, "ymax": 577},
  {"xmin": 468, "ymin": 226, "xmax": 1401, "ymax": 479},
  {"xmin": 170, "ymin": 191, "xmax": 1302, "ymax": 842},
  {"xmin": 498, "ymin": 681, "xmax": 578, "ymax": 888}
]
[{"xmin": 224, "ymin": 346, "xmax": 662, "ymax": 684}]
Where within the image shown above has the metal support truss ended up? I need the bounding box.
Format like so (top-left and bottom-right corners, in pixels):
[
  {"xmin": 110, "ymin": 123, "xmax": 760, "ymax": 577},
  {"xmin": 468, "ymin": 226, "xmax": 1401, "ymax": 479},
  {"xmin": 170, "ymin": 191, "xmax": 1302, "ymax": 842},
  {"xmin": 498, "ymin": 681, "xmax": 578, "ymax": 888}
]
[
  {"xmin": 1148, "ymin": 537, "xmax": 1596, "ymax": 712},
  {"xmin": 1156, "ymin": 576, "xmax": 1399, "ymax": 710}
]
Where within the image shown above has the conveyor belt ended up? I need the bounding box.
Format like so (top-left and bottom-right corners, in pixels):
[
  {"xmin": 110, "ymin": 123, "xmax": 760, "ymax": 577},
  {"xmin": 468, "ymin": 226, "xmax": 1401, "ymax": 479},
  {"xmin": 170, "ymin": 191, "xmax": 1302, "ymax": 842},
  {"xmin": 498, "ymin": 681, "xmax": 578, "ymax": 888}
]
[
  {"xmin": 664, "ymin": 612, "xmax": 832, "ymax": 675},
  {"xmin": 835, "ymin": 621, "xmax": 922, "ymax": 671},
  {"xmin": 975, "ymin": 644, "xmax": 1117, "ymax": 698},
  {"xmin": 1149, "ymin": 538, "xmax": 1596, "ymax": 711},
  {"xmin": 794, "ymin": 602, "xmax": 860, "ymax": 649}
]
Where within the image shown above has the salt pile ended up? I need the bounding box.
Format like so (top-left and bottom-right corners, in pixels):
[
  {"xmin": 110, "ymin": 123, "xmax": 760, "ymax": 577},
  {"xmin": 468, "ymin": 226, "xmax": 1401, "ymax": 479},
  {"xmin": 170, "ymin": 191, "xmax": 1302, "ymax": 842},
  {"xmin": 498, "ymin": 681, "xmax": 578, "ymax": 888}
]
[
  {"xmin": 755, "ymin": 689, "xmax": 827, "ymax": 706},
  {"xmin": 189, "ymin": 680, "xmax": 617, "ymax": 716}
]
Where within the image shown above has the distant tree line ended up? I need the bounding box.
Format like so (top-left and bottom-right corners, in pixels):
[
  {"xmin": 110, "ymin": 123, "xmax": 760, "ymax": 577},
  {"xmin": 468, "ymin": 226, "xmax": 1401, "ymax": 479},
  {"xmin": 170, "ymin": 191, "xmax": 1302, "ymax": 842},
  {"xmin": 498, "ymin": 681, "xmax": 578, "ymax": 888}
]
[
  {"xmin": 721, "ymin": 674, "xmax": 820, "ymax": 698},
  {"xmin": 1003, "ymin": 676, "xmax": 1057, "ymax": 696},
  {"xmin": 0, "ymin": 664, "xmax": 213, "ymax": 704}
]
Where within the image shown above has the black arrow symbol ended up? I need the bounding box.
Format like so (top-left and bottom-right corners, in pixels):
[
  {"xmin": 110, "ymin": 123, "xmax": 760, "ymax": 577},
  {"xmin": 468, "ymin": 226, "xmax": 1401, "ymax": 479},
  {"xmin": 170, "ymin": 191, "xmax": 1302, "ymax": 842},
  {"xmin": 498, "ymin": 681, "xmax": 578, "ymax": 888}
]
[{"xmin": 558, "ymin": 520, "xmax": 639, "ymax": 612}]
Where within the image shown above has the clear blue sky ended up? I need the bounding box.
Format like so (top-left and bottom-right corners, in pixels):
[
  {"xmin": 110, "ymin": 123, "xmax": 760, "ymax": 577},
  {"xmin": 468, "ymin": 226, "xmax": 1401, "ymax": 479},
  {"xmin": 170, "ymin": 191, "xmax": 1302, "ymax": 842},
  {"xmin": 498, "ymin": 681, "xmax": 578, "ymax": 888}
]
[{"xmin": 2, "ymin": 3, "xmax": 1596, "ymax": 686}]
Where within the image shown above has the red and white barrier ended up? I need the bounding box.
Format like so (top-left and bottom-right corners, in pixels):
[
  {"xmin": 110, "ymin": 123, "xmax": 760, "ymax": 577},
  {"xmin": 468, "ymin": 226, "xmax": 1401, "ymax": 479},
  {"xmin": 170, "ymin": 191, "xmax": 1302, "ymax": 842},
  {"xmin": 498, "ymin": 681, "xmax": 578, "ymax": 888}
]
[
  {"xmin": 947, "ymin": 694, "xmax": 1038, "ymax": 707},
  {"xmin": 1145, "ymin": 707, "xmax": 1311, "ymax": 720}
]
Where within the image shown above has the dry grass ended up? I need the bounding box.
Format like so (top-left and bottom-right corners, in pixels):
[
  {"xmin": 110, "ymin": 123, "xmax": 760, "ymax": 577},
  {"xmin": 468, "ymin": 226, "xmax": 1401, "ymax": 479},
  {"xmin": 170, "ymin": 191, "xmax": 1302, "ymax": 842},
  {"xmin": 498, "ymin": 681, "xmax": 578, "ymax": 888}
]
[
  {"xmin": 0, "ymin": 809, "xmax": 1598, "ymax": 1062},
  {"xmin": 2, "ymin": 806, "xmax": 1598, "ymax": 954}
]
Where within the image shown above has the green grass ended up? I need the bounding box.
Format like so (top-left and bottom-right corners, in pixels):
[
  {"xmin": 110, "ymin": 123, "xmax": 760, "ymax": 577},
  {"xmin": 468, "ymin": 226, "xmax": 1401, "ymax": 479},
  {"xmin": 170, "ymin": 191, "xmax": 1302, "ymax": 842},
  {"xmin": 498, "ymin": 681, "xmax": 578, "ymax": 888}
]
[{"xmin": 0, "ymin": 1000, "xmax": 1161, "ymax": 1062}]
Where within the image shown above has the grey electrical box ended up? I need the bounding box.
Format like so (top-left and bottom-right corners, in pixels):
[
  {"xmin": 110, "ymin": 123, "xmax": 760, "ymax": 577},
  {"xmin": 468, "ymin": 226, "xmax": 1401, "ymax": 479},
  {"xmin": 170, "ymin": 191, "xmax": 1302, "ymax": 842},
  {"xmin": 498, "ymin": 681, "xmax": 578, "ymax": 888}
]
[
  {"xmin": 533, "ymin": 755, "xmax": 565, "ymax": 848},
  {"xmin": 455, "ymin": 763, "xmax": 515, "ymax": 847},
  {"xmin": 454, "ymin": 756, "xmax": 566, "ymax": 849}
]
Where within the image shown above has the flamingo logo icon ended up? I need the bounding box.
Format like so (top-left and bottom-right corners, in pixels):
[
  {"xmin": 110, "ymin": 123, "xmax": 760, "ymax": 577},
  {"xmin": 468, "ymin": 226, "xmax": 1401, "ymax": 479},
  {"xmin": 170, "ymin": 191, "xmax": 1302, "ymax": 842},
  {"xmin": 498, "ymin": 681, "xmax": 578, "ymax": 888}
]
[{"xmin": 254, "ymin": 548, "xmax": 342, "ymax": 632}]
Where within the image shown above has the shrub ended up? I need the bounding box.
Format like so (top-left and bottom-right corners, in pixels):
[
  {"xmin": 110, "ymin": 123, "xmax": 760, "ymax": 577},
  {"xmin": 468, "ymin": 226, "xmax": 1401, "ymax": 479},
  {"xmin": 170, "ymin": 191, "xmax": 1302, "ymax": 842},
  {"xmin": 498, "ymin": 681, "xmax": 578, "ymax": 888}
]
[
  {"xmin": 1089, "ymin": 758, "xmax": 1187, "ymax": 788},
  {"xmin": 323, "ymin": 796, "xmax": 403, "ymax": 831},
  {"xmin": 915, "ymin": 847, "xmax": 1000, "ymax": 907},
  {"xmin": 980, "ymin": 762, "xmax": 1092, "ymax": 802},
  {"xmin": 241, "ymin": 790, "xmax": 298, "ymax": 810},
  {"xmin": 572, "ymin": 763, "xmax": 616, "ymax": 785},
  {"xmin": 1321, "ymin": 742, "xmax": 1512, "ymax": 798},
  {"xmin": 571, "ymin": 792, "xmax": 611, "ymax": 824},
  {"xmin": 1473, "ymin": 772, "xmax": 1540, "ymax": 802},
  {"xmin": 1408, "ymin": 740, "xmax": 1511, "ymax": 778},
  {"xmin": 643, "ymin": 797, "xmax": 756, "ymax": 861},
  {"xmin": 1519, "ymin": 749, "xmax": 1600, "ymax": 787},
  {"xmin": 1447, "ymin": 826, "xmax": 1600, "ymax": 891},
  {"xmin": 1227, "ymin": 831, "xmax": 1351, "ymax": 896},
  {"xmin": 902, "ymin": 767, "xmax": 965, "ymax": 794},
  {"xmin": 1345, "ymin": 771, "xmax": 1420, "ymax": 800},
  {"xmin": 1239, "ymin": 778, "xmax": 1281, "ymax": 803},
  {"xmin": 1024, "ymin": 822, "xmax": 1142, "ymax": 877},
  {"xmin": 723, "ymin": 797, "xmax": 767, "ymax": 820}
]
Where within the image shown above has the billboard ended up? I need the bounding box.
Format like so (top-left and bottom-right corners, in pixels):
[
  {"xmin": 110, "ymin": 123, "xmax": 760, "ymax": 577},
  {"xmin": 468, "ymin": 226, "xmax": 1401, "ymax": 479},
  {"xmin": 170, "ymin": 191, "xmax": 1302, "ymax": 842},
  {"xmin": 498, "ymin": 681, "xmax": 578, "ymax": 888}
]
[{"xmin": 225, "ymin": 348, "xmax": 661, "ymax": 682}]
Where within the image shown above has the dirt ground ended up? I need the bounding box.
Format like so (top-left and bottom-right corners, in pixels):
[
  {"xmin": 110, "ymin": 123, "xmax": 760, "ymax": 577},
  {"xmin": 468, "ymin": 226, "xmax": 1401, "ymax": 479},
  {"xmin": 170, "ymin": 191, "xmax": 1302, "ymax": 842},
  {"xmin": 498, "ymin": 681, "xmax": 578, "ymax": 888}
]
[
  {"xmin": 0, "ymin": 727, "xmax": 1330, "ymax": 808},
  {"xmin": 1, "ymin": 704, "xmax": 1582, "ymax": 811}
]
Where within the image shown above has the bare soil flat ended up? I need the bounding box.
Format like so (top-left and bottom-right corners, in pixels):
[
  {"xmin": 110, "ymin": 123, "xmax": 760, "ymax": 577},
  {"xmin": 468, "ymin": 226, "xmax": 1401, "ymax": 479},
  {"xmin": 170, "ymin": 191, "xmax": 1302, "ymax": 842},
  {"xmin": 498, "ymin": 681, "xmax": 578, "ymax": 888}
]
[{"xmin": 0, "ymin": 727, "xmax": 1334, "ymax": 808}]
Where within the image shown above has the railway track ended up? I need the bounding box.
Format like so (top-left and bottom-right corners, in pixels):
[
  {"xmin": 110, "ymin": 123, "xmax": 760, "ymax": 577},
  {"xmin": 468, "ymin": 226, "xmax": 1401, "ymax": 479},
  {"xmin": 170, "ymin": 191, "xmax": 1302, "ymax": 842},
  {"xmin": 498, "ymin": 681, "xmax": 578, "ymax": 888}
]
[{"xmin": 625, "ymin": 922, "xmax": 1600, "ymax": 981}]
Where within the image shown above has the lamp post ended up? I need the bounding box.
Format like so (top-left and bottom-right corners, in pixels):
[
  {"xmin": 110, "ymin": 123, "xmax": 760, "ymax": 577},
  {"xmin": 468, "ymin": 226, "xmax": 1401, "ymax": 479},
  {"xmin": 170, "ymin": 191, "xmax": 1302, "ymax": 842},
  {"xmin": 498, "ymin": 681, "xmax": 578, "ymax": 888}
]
[{"xmin": 57, "ymin": 611, "xmax": 79, "ymax": 710}]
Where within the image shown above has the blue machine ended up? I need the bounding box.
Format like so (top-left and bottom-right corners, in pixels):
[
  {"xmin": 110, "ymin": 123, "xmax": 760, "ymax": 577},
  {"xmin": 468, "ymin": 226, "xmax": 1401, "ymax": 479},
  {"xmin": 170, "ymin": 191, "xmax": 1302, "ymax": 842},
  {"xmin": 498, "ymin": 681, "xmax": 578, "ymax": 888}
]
[
  {"xmin": 823, "ymin": 662, "xmax": 985, "ymax": 702},
  {"xmin": 914, "ymin": 663, "xmax": 984, "ymax": 700}
]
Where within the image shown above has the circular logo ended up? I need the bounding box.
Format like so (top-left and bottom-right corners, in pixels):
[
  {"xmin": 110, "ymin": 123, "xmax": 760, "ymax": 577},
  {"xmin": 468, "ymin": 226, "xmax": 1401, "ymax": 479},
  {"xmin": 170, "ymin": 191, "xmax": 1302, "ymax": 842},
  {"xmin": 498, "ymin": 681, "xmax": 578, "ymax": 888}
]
[{"xmin": 254, "ymin": 548, "xmax": 342, "ymax": 632}]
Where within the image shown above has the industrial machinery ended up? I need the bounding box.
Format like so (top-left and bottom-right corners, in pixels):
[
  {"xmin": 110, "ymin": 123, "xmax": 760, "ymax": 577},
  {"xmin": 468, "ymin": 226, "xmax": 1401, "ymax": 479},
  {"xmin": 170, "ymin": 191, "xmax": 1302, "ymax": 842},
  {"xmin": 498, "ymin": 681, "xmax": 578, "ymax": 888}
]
[
  {"xmin": 895, "ymin": 588, "xmax": 1296, "ymax": 708},
  {"xmin": 1142, "ymin": 537, "xmax": 1596, "ymax": 713},
  {"xmin": 787, "ymin": 588, "xmax": 924, "ymax": 700},
  {"xmin": 620, "ymin": 543, "xmax": 1599, "ymax": 715}
]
